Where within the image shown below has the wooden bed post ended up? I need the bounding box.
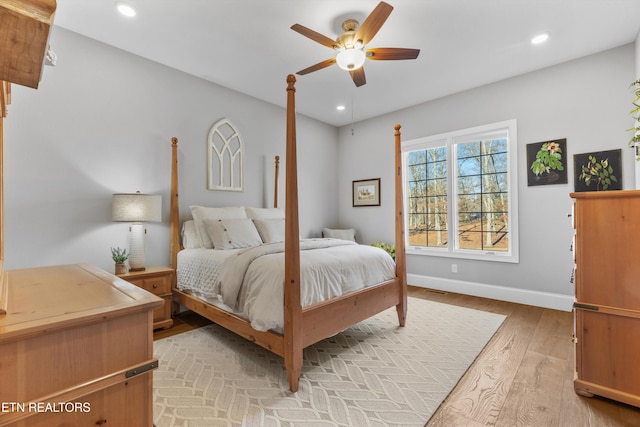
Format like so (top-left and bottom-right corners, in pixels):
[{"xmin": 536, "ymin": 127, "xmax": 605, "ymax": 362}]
[
  {"xmin": 170, "ymin": 137, "xmax": 180, "ymax": 271},
  {"xmin": 284, "ymin": 75, "xmax": 302, "ymax": 392},
  {"xmin": 274, "ymin": 155, "xmax": 280, "ymax": 209},
  {"xmin": 394, "ymin": 124, "xmax": 407, "ymax": 326}
]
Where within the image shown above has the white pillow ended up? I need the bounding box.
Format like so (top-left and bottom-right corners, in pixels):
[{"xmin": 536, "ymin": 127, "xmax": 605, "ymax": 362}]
[
  {"xmin": 322, "ymin": 228, "xmax": 356, "ymax": 242},
  {"xmin": 245, "ymin": 207, "xmax": 285, "ymax": 220},
  {"xmin": 190, "ymin": 205, "xmax": 247, "ymax": 249},
  {"xmin": 203, "ymin": 218, "xmax": 262, "ymax": 250},
  {"xmin": 181, "ymin": 220, "xmax": 202, "ymax": 249},
  {"xmin": 253, "ymin": 218, "xmax": 285, "ymax": 243}
]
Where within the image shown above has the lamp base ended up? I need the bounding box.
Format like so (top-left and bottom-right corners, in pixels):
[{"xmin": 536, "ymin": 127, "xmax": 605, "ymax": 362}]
[{"xmin": 128, "ymin": 223, "xmax": 147, "ymax": 271}]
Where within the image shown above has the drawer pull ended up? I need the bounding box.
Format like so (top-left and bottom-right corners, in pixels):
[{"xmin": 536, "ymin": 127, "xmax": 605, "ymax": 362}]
[
  {"xmin": 153, "ymin": 284, "xmax": 158, "ymax": 289},
  {"xmin": 573, "ymin": 302, "xmax": 599, "ymax": 311}
]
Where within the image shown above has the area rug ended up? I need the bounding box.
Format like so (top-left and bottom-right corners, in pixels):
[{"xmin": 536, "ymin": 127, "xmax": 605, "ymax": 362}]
[{"xmin": 153, "ymin": 297, "xmax": 505, "ymax": 427}]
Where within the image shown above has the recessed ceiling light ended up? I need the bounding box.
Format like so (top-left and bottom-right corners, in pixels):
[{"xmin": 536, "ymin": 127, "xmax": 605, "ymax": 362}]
[
  {"xmin": 531, "ymin": 33, "xmax": 549, "ymax": 45},
  {"xmin": 336, "ymin": 105, "xmax": 346, "ymax": 111},
  {"xmin": 116, "ymin": 2, "xmax": 136, "ymax": 17}
]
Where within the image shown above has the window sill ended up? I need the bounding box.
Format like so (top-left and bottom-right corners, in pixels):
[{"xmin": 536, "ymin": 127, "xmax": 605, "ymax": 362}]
[{"xmin": 406, "ymin": 247, "xmax": 519, "ymax": 263}]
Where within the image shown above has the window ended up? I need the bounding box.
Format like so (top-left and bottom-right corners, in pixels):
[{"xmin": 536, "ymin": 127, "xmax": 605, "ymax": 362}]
[{"xmin": 402, "ymin": 120, "xmax": 519, "ymax": 262}]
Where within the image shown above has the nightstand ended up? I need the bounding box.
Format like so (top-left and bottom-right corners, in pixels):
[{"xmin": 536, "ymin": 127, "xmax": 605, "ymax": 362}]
[{"xmin": 118, "ymin": 266, "xmax": 174, "ymax": 330}]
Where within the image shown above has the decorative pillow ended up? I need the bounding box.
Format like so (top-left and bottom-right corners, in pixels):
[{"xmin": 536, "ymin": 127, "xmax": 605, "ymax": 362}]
[
  {"xmin": 202, "ymin": 218, "xmax": 263, "ymax": 250},
  {"xmin": 245, "ymin": 207, "xmax": 285, "ymax": 220},
  {"xmin": 322, "ymin": 228, "xmax": 357, "ymax": 242},
  {"xmin": 253, "ymin": 218, "xmax": 285, "ymax": 243},
  {"xmin": 181, "ymin": 220, "xmax": 201, "ymax": 249},
  {"xmin": 190, "ymin": 205, "xmax": 248, "ymax": 249}
]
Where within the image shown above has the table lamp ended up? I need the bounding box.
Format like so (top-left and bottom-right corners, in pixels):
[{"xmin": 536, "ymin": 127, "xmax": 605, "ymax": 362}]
[{"xmin": 112, "ymin": 191, "xmax": 162, "ymax": 271}]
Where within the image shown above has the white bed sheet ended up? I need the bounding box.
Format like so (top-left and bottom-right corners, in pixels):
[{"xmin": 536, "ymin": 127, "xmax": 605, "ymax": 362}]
[{"xmin": 177, "ymin": 238, "xmax": 396, "ymax": 332}]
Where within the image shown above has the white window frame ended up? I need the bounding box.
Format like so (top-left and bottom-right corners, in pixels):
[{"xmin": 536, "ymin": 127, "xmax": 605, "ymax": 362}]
[{"xmin": 402, "ymin": 119, "xmax": 519, "ymax": 263}]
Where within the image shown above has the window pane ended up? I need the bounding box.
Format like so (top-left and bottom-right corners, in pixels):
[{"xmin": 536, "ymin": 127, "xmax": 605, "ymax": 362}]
[
  {"xmin": 482, "ymin": 138, "xmax": 507, "ymax": 156},
  {"xmin": 458, "ymin": 175, "xmax": 481, "ymax": 195},
  {"xmin": 457, "ymin": 213, "xmax": 482, "ymax": 250},
  {"xmin": 406, "ymin": 145, "xmax": 447, "ymax": 248},
  {"xmin": 482, "ymin": 173, "xmax": 508, "ymax": 193},
  {"xmin": 481, "ymin": 213, "xmax": 509, "ymax": 251},
  {"xmin": 427, "ymin": 230, "xmax": 449, "ymax": 248},
  {"xmin": 408, "ymin": 213, "xmax": 427, "ymax": 246},
  {"xmin": 455, "ymin": 138, "xmax": 510, "ymax": 253},
  {"xmin": 457, "ymin": 141, "xmax": 480, "ymax": 159},
  {"xmin": 427, "ymin": 178, "xmax": 447, "ymax": 197},
  {"xmin": 481, "ymin": 152, "xmax": 507, "ymax": 174},
  {"xmin": 408, "ymin": 150, "xmax": 426, "ymax": 166},
  {"xmin": 457, "ymin": 156, "xmax": 481, "ymax": 177},
  {"xmin": 458, "ymin": 194, "xmax": 481, "ymax": 212}
]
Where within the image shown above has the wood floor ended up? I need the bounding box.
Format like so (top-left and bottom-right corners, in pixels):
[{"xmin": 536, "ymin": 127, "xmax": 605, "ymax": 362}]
[{"xmin": 154, "ymin": 286, "xmax": 640, "ymax": 427}]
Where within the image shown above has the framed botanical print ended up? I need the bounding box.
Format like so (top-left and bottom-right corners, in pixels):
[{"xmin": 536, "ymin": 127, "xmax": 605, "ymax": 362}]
[
  {"xmin": 573, "ymin": 149, "xmax": 622, "ymax": 192},
  {"xmin": 526, "ymin": 138, "xmax": 568, "ymax": 186}
]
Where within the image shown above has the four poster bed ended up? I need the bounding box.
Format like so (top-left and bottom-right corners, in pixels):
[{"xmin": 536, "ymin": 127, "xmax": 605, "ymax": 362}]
[{"xmin": 168, "ymin": 74, "xmax": 407, "ymax": 392}]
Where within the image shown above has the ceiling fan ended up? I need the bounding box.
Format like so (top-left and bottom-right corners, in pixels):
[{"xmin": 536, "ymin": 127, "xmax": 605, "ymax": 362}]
[{"xmin": 291, "ymin": 1, "xmax": 420, "ymax": 87}]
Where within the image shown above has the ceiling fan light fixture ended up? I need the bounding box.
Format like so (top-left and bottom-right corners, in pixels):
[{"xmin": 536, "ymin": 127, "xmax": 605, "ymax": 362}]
[{"xmin": 336, "ymin": 48, "xmax": 366, "ymax": 71}]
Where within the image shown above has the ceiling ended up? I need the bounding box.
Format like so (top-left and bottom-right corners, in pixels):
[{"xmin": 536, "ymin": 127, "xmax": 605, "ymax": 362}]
[{"xmin": 53, "ymin": 0, "xmax": 640, "ymax": 127}]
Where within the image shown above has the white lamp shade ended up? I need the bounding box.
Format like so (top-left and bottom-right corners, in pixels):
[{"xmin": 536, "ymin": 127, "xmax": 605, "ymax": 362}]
[
  {"xmin": 336, "ymin": 48, "xmax": 366, "ymax": 71},
  {"xmin": 112, "ymin": 192, "xmax": 162, "ymax": 222}
]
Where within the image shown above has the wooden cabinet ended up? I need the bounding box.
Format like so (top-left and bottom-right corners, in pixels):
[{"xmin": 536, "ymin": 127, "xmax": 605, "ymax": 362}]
[
  {"xmin": 0, "ymin": 263, "xmax": 163, "ymax": 426},
  {"xmin": 118, "ymin": 266, "xmax": 174, "ymax": 330},
  {"xmin": 571, "ymin": 190, "xmax": 640, "ymax": 408},
  {"xmin": 0, "ymin": 0, "xmax": 57, "ymax": 89}
]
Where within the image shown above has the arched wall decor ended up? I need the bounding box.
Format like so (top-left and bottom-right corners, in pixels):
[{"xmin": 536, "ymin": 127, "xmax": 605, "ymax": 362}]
[{"xmin": 207, "ymin": 118, "xmax": 244, "ymax": 191}]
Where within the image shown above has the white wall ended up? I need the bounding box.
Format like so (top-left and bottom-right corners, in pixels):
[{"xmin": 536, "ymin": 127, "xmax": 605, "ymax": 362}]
[
  {"xmin": 4, "ymin": 27, "xmax": 338, "ymax": 272},
  {"xmin": 636, "ymin": 29, "xmax": 640, "ymax": 78},
  {"xmin": 337, "ymin": 44, "xmax": 636, "ymax": 310}
]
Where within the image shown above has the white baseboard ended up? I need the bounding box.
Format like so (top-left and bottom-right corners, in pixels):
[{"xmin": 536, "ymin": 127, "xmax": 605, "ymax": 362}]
[{"xmin": 408, "ymin": 273, "xmax": 574, "ymax": 312}]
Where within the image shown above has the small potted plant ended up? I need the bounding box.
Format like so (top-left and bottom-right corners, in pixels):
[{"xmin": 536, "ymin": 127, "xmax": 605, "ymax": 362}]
[{"xmin": 111, "ymin": 247, "xmax": 128, "ymax": 275}]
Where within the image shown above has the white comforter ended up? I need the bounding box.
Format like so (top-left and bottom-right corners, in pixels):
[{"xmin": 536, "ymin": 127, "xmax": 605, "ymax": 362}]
[{"xmin": 177, "ymin": 238, "xmax": 396, "ymax": 332}]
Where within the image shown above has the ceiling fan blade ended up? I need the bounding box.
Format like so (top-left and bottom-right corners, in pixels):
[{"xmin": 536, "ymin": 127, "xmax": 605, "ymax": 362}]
[
  {"xmin": 355, "ymin": 1, "xmax": 394, "ymax": 46},
  {"xmin": 296, "ymin": 58, "xmax": 336, "ymax": 75},
  {"xmin": 291, "ymin": 24, "xmax": 338, "ymax": 49},
  {"xmin": 349, "ymin": 67, "xmax": 366, "ymax": 87},
  {"xmin": 366, "ymin": 47, "xmax": 420, "ymax": 61}
]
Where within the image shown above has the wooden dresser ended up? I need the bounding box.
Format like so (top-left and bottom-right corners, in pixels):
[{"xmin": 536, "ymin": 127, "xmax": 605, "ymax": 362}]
[
  {"xmin": 117, "ymin": 266, "xmax": 174, "ymax": 330},
  {"xmin": 0, "ymin": 263, "xmax": 163, "ymax": 426},
  {"xmin": 570, "ymin": 190, "xmax": 640, "ymax": 408}
]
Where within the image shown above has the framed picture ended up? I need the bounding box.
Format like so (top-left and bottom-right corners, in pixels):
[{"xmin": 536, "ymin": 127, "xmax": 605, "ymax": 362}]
[
  {"xmin": 573, "ymin": 149, "xmax": 622, "ymax": 192},
  {"xmin": 353, "ymin": 178, "xmax": 380, "ymax": 207},
  {"xmin": 526, "ymin": 138, "xmax": 568, "ymax": 186}
]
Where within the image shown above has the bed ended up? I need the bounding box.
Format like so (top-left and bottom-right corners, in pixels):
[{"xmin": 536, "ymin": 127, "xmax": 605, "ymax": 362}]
[{"xmin": 169, "ymin": 74, "xmax": 407, "ymax": 392}]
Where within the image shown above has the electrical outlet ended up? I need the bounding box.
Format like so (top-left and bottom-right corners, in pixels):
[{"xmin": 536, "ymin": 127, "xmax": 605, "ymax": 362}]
[{"xmin": 451, "ymin": 263, "xmax": 458, "ymax": 273}]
